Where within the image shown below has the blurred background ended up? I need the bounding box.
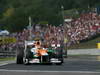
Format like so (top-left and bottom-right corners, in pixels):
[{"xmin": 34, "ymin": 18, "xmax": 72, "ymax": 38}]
[{"xmin": 0, "ymin": 0, "xmax": 100, "ymax": 59}]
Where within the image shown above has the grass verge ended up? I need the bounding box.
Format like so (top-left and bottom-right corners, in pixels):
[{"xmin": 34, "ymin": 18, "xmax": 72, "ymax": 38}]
[{"xmin": 0, "ymin": 57, "xmax": 15, "ymax": 61}]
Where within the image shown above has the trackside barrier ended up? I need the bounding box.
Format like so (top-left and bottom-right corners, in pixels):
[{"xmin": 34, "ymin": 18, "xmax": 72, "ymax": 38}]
[{"xmin": 0, "ymin": 51, "xmax": 16, "ymax": 58}]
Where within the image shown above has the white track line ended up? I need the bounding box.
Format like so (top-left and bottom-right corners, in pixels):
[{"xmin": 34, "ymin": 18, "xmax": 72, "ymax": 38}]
[{"xmin": 0, "ymin": 69, "xmax": 100, "ymax": 73}]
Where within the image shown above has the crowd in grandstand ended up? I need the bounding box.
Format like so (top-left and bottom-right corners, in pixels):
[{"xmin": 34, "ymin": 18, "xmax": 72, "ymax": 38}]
[{"xmin": 0, "ymin": 12, "xmax": 100, "ymax": 51}]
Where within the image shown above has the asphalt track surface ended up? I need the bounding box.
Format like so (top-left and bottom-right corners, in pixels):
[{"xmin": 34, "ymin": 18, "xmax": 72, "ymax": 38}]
[{"xmin": 1, "ymin": 56, "xmax": 100, "ymax": 75}]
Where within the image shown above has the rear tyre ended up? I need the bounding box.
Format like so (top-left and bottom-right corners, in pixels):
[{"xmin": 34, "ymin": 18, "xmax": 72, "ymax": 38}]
[{"xmin": 16, "ymin": 48, "xmax": 24, "ymax": 64}]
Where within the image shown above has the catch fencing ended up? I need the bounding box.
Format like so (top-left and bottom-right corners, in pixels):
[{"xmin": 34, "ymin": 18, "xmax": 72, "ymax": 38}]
[
  {"xmin": 0, "ymin": 47, "xmax": 17, "ymax": 58},
  {"xmin": 0, "ymin": 51, "xmax": 16, "ymax": 58}
]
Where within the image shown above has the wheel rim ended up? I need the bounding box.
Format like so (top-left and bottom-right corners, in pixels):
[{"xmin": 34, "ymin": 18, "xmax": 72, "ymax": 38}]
[{"xmin": 23, "ymin": 58, "xmax": 28, "ymax": 64}]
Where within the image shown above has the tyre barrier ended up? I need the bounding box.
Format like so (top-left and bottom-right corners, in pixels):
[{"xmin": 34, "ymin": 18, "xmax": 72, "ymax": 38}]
[{"xmin": 0, "ymin": 51, "xmax": 16, "ymax": 58}]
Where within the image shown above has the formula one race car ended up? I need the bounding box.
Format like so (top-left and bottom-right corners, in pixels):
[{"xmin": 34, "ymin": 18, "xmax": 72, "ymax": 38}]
[{"xmin": 16, "ymin": 40, "xmax": 64, "ymax": 65}]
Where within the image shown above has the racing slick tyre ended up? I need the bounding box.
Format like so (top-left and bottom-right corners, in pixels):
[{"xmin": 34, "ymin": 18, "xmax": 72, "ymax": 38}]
[
  {"xmin": 23, "ymin": 50, "xmax": 33, "ymax": 65},
  {"xmin": 16, "ymin": 48, "xmax": 24, "ymax": 64},
  {"xmin": 26, "ymin": 50, "xmax": 33, "ymax": 59}
]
